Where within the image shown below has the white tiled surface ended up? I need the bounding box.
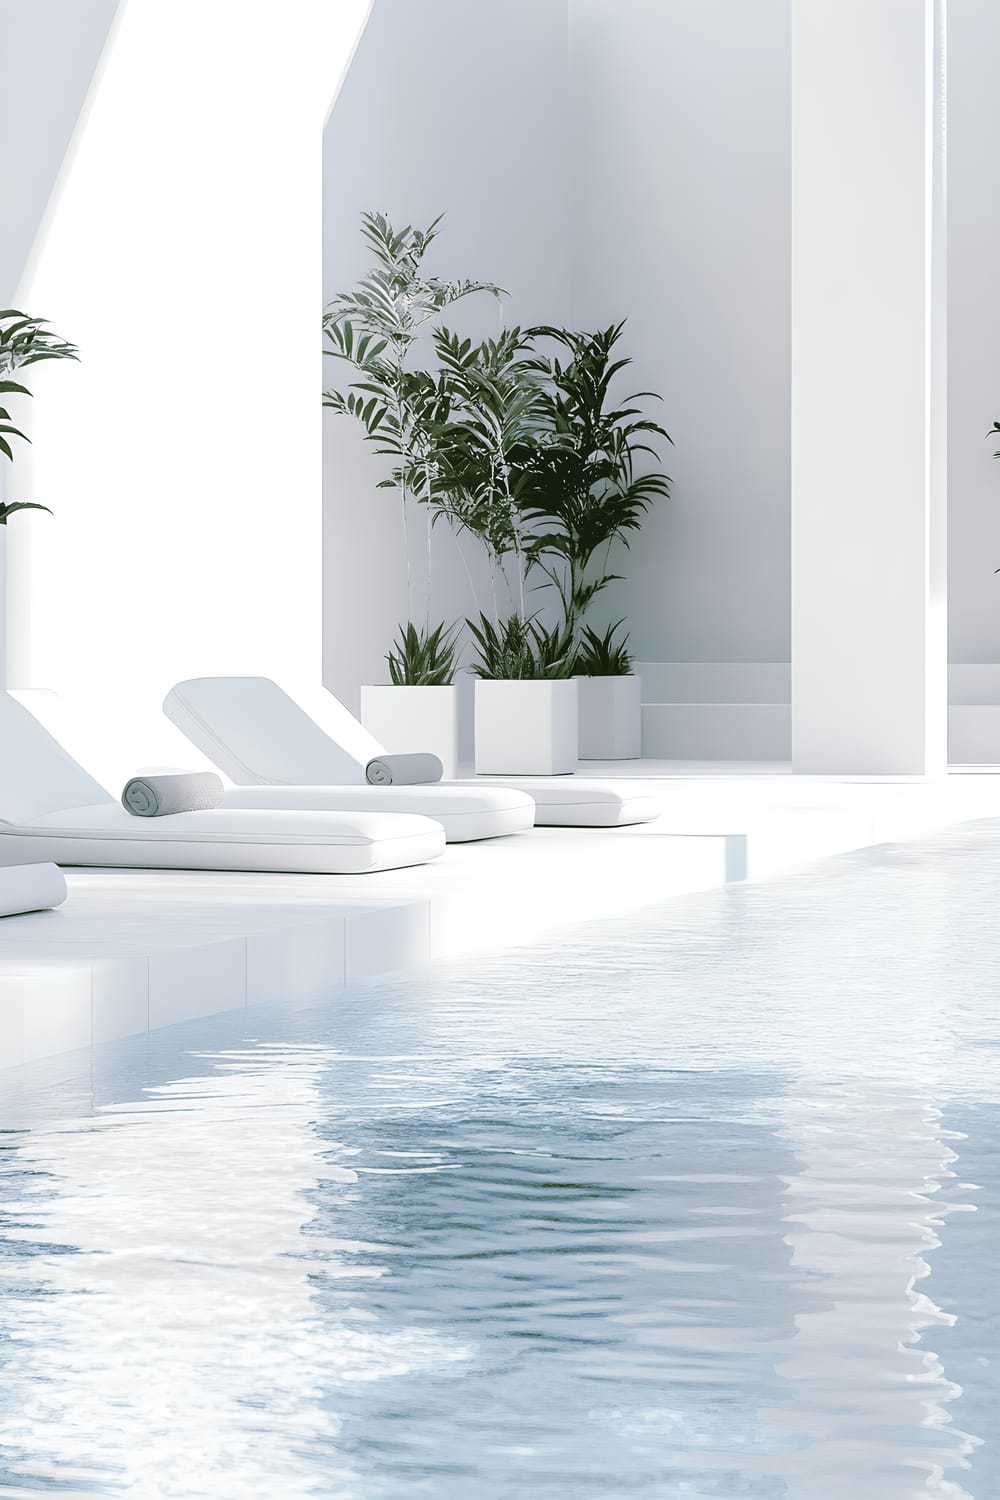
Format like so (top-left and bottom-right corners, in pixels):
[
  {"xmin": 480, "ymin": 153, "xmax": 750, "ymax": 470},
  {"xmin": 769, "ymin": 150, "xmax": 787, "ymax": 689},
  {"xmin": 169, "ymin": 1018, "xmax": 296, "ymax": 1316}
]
[
  {"xmin": 246, "ymin": 920, "xmax": 346, "ymax": 1008},
  {"xmin": 22, "ymin": 965, "xmax": 93, "ymax": 1063},
  {"xmin": 5, "ymin": 763, "xmax": 1000, "ymax": 1072},
  {"xmin": 0, "ymin": 962, "xmax": 94, "ymax": 1067},
  {"xmin": 91, "ymin": 956, "xmax": 149, "ymax": 1046},
  {"xmin": 0, "ymin": 874, "xmax": 372, "ymax": 1068},
  {"xmin": 0, "ymin": 976, "xmax": 25, "ymax": 1067},
  {"xmin": 0, "ymin": 825, "xmax": 730, "ymax": 1070},
  {"xmin": 345, "ymin": 901, "xmax": 432, "ymax": 982},
  {"xmin": 553, "ymin": 761, "xmax": 1000, "ymax": 845},
  {"xmin": 148, "ymin": 939, "xmax": 247, "ymax": 1031},
  {"xmin": 399, "ymin": 828, "xmax": 728, "ymax": 956}
]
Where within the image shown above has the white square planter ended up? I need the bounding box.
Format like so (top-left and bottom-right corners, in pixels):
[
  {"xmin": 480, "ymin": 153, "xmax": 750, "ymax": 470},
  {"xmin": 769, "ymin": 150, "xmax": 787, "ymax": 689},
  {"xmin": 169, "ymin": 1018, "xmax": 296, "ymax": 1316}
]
[
  {"xmin": 474, "ymin": 679, "xmax": 578, "ymax": 775},
  {"xmin": 577, "ymin": 674, "xmax": 642, "ymax": 760},
  {"xmin": 360, "ymin": 684, "xmax": 459, "ymax": 780}
]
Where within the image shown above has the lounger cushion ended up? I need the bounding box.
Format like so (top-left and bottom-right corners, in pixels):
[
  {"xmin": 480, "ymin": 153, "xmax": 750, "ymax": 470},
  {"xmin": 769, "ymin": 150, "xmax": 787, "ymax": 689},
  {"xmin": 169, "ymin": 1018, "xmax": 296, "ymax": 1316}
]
[
  {"xmin": 1, "ymin": 691, "xmax": 447, "ymax": 873},
  {"xmin": 457, "ymin": 777, "xmax": 662, "ymax": 828},
  {"xmin": 220, "ymin": 784, "xmax": 535, "ymax": 843},
  {"xmin": 4, "ymin": 803, "xmax": 445, "ymax": 876},
  {"xmin": 0, "ymin": 862, "xmax": 68, "ymax": 917}
]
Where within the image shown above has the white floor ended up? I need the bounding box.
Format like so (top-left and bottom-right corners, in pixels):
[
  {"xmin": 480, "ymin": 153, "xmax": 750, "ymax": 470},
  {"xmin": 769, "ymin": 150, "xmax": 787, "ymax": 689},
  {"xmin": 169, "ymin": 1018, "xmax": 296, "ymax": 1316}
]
[
  {"xmin": 579, "ymin": 759, "xmax": 1000, "ymax": 846},
  {"xmin": 4, "ymin": 761, "xmax": 1000, "ymax": 1070}
]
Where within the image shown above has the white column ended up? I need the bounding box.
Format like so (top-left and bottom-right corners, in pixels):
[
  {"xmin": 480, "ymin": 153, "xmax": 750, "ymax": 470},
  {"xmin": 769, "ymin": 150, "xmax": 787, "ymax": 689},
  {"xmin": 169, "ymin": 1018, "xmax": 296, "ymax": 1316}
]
[
  {"xmin": 6, "ymin": 0, "xmax": 370, "ymax": 763},
  {"xmin": 791, "ymin": 0, "xmax": 947, "ymax": 776}
]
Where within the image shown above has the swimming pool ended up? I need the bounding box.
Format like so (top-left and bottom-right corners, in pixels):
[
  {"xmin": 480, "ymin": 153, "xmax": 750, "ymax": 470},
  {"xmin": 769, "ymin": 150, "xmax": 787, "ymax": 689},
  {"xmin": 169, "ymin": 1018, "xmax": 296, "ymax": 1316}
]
[{"xmin": 1, "ymin": 821, "xmax": 998, "ymax": 1498}]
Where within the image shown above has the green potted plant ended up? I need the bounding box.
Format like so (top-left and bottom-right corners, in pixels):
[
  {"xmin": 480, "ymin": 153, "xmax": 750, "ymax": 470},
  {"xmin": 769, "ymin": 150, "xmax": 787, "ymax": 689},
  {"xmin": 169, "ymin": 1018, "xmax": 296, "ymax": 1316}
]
[
  {"xmin": 1, "ymin": 310, "xmax": 78, "ymax": 672},
  {"xmin": 425, "ymin": 328, "xmax": 581, "ymax": 773},
  {"xmin": 521, "ymin": 322, "xmax": 671, "ymax": 760},
  {"xmin": 323, "ymin": 213, "xmax": 502, "ymax": 772},
  {"xmin": 359, "ymin": 621, "xmax": 462, "ymax": 778},
  {"xmin": 467, "ymin": 612, "xmax": 578, "ymax": 774},
  {"xmin": 573, "ymin": 620, "xmax": 642, "ymax": 760}
]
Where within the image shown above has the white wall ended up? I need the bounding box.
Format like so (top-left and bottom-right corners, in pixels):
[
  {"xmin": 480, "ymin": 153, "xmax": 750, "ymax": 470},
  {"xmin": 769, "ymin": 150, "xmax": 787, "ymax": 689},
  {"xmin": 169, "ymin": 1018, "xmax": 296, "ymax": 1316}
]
[
  {"xmin": 0, "ymin": 0, "xmax": 120, "ymax": 305},
  {"xmin": 0, "ymin": 0, "xmax": 119, "ymax": 691},
  {"xmin": 7, "ymin": 0, "xmax": 370, "ymax": 770},
  {"xmin": 574, "ymin": 0, "xmax": 996, "ymax": 685},
  {"xmin": 6, "ymin": 0, "xmax": 995, "ymax": 777},
  {"xmin": 322, "ymin": 0, "xmax": 572, "ymax": 713},
  {"xmin": 323, "ymin": 0, "xmax": 792, "ymax": 708},
  {"xmin": 948, "ymin": 0, "xmax": 1000, "ymax": 664},
  {"xmin": 569, "ymin": 0, "xmax": 792, "ymax": 665}
]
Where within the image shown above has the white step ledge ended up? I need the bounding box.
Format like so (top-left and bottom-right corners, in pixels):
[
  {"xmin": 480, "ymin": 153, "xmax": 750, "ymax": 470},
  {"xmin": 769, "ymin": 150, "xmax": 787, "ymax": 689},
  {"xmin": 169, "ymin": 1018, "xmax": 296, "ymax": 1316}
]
[{"xmin": 642, "ymin": 703, "xmax": 792, "ymax": 761}]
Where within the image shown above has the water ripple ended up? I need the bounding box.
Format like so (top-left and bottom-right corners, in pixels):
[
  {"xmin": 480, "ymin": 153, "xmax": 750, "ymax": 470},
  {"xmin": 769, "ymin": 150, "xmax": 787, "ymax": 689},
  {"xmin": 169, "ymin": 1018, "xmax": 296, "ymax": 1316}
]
[{"xmin": 1, "ymin": 821, "xmax": 1000, "ymax": 1495}]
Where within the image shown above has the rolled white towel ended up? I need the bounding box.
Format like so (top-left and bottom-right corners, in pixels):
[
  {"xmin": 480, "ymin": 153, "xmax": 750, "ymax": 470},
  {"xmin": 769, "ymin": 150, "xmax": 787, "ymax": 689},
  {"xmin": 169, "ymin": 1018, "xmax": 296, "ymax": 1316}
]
[
  {"xmin": 365, "ymin": 752, "xmax": 443, "ymax": 786},
  {"xmin": 122, "ymin": 770, "xmax": 224, "ymax": 817},
  {"xmin": 0, "ymin": 862, "xmax": 68, "ymax": 917}
]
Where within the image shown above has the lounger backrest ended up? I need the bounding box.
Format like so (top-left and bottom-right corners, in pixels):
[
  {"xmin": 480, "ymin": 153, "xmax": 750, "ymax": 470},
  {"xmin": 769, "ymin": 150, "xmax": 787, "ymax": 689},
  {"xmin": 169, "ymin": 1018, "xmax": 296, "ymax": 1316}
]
[
  {"xmin": 164, "ymin": 676, "xmax": 382, "ymax": 786},
  {"xmin": 0, "ymin": 693, "xmax": 113, "ymax": 824}
]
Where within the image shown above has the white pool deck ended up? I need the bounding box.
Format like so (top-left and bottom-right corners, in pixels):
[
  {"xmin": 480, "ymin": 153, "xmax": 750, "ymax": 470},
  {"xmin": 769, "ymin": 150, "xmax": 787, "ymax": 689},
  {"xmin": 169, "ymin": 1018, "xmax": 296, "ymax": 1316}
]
[{"xmin": 3, "ymin": 759, "xmax": 1000, "ymax": 1070}]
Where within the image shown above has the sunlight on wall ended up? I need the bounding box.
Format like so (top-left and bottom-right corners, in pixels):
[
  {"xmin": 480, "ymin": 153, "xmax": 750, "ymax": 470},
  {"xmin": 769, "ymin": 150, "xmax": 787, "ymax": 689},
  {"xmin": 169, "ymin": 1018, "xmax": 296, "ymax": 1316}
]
[{"xmin": 8, "ymin": 0, "xmax": 370, "ymax": 759}]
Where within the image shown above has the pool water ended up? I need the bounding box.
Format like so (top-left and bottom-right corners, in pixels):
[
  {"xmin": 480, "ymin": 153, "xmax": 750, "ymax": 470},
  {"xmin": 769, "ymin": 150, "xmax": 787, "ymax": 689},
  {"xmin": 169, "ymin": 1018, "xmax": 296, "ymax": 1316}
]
[{"xmin": 1, "ymin": 822, "xmax": 999, "ymax": 1498}]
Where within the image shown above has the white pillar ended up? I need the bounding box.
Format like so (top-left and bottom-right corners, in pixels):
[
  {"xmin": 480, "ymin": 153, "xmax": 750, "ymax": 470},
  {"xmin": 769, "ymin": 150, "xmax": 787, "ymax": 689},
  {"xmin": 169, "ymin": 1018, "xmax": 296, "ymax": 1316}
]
[{"xmin": 791, "ymin": 0, "xmax": 948, "ymax": 776}]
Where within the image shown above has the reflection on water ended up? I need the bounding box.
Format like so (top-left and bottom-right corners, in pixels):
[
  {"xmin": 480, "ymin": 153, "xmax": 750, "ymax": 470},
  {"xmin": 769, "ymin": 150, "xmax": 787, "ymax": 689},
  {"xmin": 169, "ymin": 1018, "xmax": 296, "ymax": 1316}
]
[
  {"xmin": 763, "ymin": 1083, "xmax": 979, "ymax": 1498},
  {"xmin": 1, "ymin": 820, "xmax": 999, "ymax": 1497},
  {"xmin": 0, "ymin": 1047, "xmax": 469, "ymax": 1499}
]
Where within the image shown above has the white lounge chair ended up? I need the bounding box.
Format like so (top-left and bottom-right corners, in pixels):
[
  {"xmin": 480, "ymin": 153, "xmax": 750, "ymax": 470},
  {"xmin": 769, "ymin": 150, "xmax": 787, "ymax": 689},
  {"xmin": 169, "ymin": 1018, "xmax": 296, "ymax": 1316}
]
[
  {"xmin": 163, "ymin": 677, "xmax": 664, "ymax": 828},
  {"xmin": 11, "ymin": 688, "xmax": 534, "ymax": 845},
  {"xmin": 0, "ymin": 694, "xmax": 445, "ymax": 875}
]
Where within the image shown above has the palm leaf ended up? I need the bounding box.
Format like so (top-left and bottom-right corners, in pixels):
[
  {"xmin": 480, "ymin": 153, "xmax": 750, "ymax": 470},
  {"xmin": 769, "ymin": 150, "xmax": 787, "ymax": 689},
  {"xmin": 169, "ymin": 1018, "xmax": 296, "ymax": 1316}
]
[{"xmin": 0, "ymin": 501, "xmax": 53, "ymax": 524}]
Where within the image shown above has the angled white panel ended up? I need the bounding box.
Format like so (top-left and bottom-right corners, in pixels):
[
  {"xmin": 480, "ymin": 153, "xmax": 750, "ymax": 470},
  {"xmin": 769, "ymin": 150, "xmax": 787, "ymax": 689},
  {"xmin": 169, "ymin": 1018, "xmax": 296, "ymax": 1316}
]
[{"xmin": 0, "ymin": 0, "xmax": 119, "ymax": 303}]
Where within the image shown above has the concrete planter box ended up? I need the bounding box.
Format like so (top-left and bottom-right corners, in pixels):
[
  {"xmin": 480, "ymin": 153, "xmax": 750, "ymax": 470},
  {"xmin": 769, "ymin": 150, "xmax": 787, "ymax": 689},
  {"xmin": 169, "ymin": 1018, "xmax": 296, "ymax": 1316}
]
[
  {"xmin": 474, "ymin": 678, "xmax": 578, "ymax": 775},
  {"xmin": 577, "ymin": 673, "xmax": 642, "ymax": 759},
  {"xmin": 360, "ymin": 684, "xmax": 459, "ymax": 780}
]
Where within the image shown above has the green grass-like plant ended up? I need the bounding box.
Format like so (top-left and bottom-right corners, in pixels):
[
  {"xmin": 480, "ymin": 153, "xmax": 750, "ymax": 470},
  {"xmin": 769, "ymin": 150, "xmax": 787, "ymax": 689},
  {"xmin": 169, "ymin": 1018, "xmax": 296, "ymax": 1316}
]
[
  {"xmin": 386, "ymin": 620, "xmax": 460, "ymax": 686},
  {"xmin": 574, "ymin": 620, "xmax": 634, "ymax": 676},
  {"xmin": 468, "ymin": 612, "xmax": 575, "ymax": 680}
]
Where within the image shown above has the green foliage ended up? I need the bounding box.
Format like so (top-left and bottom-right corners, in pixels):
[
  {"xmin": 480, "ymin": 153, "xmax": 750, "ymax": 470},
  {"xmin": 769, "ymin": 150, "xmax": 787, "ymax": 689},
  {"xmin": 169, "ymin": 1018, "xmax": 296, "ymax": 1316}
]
[
  {"xmin": 386, "ymin": 620, "xmax": 460, "ymax": 686},
  {"xmin": 323, "ymin": 213, "xmax": 505, "ymax": 661},
  {"xmin": 467, "ymin": 612, "xmax": 576, "ymax": 681},
  {"xmin": 423, "ymin": 319, "xmax": 671, "ymax": 648},
  {"xmin": 1, "ymin": 309, "xmax": 78, "ymax": 522},
  {"xmin": 0, "ymin": 309, "xmax": 78, "ymax": 464},
  {"xmin": 424, "ymin": 328, "xmax": 544, "ymax": 599},
  {"xmin": 520, "ymin": 322, "xmax": 672, "ymax": 637},
  {"xmin": 322, "ymin": 215, "xmax": 673, "ymax": 669},
  {"xmin": 574, "ymin": 620, "xmax": 633, "ymax": 676},
  {"xmin": 323, "ymin": 213, "xmax": 503, "ymax": 498},
  {"xmin": 0, "ymin": 501, "xmax": 53, "ymax": 526}
]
